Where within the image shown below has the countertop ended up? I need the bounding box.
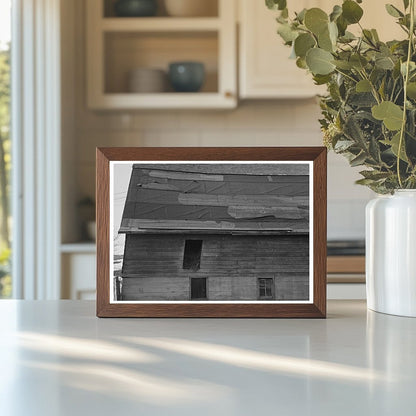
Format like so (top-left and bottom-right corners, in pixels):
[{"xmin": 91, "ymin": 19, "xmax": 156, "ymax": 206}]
[{"xmin": 0, "ymin": 300, "xmax": 415, "ymax": 415}]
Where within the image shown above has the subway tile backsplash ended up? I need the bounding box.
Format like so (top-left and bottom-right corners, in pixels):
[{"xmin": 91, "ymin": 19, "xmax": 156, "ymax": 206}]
[{"xmin": 75, "ymin": 100, "xmax": 371, "ymax": 240}]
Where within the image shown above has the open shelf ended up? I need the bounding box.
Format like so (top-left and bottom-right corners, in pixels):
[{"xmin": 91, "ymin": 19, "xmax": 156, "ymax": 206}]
[
  {"xmin": 90, "ymin": 92, "xmax": 235, "ymax": 109},
  {"xmin": 102, "ymin": 17, "xmax": 221, "ymax": 31},
  {"xmin": 103, "ymin": 0, "xmax": 219, "ymax": 18},
  {"xmin": 87, "ymin": 0, "xmax": 236, "ymax": 109},
  {"xmin": 61, "ymin": 242, "xmax": 96, "ymax": 254},
  {"xmin": 104, "ymin": 31, "xmax": 218, "ymax": 94}
]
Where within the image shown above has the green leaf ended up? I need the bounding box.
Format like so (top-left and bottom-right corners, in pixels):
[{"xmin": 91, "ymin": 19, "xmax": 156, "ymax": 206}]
[
  {"xmin": 403, "ymin": 0, "xmax": 410, "ymax": 10},
  {"xmin": 313, "ymin": 74, "xmax": 332, "ymax": 85},
  {"xmin": 334, "ymin": 139, "xmax": 355, "ymax": 152},
  {"xmin": 375, "ymin": 55, "xmax": 395, "ymax": 70},
  {"xmin": 382, "ymin": 132, "xmax": 409, "ymax": 162},
  {"xmin": 304, "ymin": 8, "xmax": 329, "ymax": 35},
  {"xmin": 330, "ymin": 5, "xmax": 342, "ymax": 22},
  {"xmin": 318, "ymin": 27, "xmax": 334, "ymax": 52},
  {"xmin": 333, "ymin": 60, "xmax": 353, "ymax": 70},
  {"xmin": 294, "ymin": 33, "xmax": 316, "ymax": 58},
  {"xmin": 350, "ymin": 54, "xmax": 368, "ymax": 70},
  {"xmin": 360, "ymin": 170, "xmax": 392, "ymax": 181},
  {"xmin": 372, "ymin": 101, "xmax": 404, "ymax": 131},
  {"xmin": 342, "ymin": 0, "xmax": 364, "ymax": 24},
  {"xmin": 385, "ymin": 4, "xmax": 404, "ymax": 18},
  {"xmin": 266, "ymin": 0, "xmax": 287, "ymax": 11},
  {"xmin": 328, "ymin": 21, "xmax": 338, "ymax": 44},
  {"xmin": 296, "ymin": 57, "xmax": 308, "ymax": 69},
  {"xmin": 356, "ymin": 79, "xmax": 372, "ymax": 92},
  {"xmin": 306, "ymin": 48, "xmax": 335, "ymax": 75},
  {"xmin": 363, "ymin": 29, "xmax": 376, "ymax": 46},
  {"xmin": 350, "ymin": 151, "xmax": 368, "ymax": 167},
  {"xmin": 407, "ymin": 82, "xmax": 416, "ymax": 99},
  {"xmin": 371, "ymin": 29, "xmax": 380, "ymax": 42},
  {"xmin": 339, "ymin": 31, "xmax": 356, "ymax": 43},
  {"xmin": 277, "ymin": 23, "xmax": 298, "ymax": 43},
  {"xmin": 296, "ymin": 8, "xmax": 307, "ymax": 23}
]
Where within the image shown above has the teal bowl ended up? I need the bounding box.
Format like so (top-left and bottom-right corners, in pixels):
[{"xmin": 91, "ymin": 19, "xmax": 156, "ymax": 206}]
[
  {"xmin": 114, "ymin": 0, "xmax": 157, "ymax": 17},
  {"xmin": 168, "ymin": 62, "xmax": 205, "ymax": 93}
]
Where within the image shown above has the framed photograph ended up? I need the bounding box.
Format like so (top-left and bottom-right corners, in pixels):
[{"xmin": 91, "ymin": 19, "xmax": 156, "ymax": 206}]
[{"xmin": 96, "ymin": 147, "xmax": 327, "ymax": 318}]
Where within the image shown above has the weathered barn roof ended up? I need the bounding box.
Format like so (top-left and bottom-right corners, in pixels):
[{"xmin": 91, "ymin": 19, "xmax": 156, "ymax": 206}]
[{"xmin": 119, "ymin": 164, "xmax": 310, "ymax": 235}]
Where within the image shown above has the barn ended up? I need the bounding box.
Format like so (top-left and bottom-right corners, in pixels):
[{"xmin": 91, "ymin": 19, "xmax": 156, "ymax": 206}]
[{"xmin": 117, "ymin": 163, "xmax": 310, "ymax": 301}]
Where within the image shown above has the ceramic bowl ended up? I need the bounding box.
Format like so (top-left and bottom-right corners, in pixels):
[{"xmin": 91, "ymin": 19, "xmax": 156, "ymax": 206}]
[
  {"xmin": 128, "ymin": 68, "xmax": 167, "ymax": 93},
  {"xmin": 114, "ymin": 0, "xmax": 158, "ymax": 17},
  {"xmin": 168, "ymin": 62, "xmax": 205, "ymax": 92}
]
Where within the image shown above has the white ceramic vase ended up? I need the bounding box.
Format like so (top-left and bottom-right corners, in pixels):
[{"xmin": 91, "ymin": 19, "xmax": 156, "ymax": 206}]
[{"xmin": 366, "ymin": 190, "xmax": 416, "ymax": 317}]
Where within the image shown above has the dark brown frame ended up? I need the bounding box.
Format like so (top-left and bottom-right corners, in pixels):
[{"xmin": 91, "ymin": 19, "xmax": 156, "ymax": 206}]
[{"xmin": 96, "ymin": 147, "xmax": 327, "ymax": 318}]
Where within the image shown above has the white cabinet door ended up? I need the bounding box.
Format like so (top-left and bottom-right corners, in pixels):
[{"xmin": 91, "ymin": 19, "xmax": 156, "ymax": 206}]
[
  {"xmin": 62, "ymin": 253, "xmax": 96, "ymax": 300},
  {"xmin": 239, "ymin": 0, "xmax": 326, "ymax": 99},
  {"xmin": 238, "ymin": 0, "xmax": 404, "ymax": 99}
]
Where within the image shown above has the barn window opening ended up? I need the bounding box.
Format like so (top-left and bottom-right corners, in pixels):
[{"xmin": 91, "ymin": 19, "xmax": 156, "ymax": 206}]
[
  {"xmin": 258, "ymin": 278, "xmax": 274, "ymax": 299},
  {"xmin": 191, "ymin": 278, "xmax": 207, "ymax": 300},
  {"xmin": 183, "ymin": 239, "xmax": 203, "ymax": 270}
]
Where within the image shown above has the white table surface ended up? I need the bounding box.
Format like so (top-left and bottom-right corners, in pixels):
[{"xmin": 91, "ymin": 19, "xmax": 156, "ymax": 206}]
[{"xmin": 0, "ymin": 300, "xmax": 415, "ymax": 416}]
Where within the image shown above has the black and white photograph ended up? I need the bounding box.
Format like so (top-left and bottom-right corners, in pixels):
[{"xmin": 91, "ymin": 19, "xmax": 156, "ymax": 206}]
[{"xmin": 110, "ymin": 162, "xmax": 313, "ymax": 303}]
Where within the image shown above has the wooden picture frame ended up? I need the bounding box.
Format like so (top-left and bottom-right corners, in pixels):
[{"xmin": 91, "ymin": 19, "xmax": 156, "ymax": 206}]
[{"xmin": 96, "ymin": 147, "xmax": 327, "ymax": 318}]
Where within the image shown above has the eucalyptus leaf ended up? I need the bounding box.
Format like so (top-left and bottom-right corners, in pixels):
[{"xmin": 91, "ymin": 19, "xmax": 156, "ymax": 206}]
[
  {"xmin": 328, "ymin": 21, "xmax": 338, "ymax": 44},
  {"xmin": 294, "ymin": 33, "xmax": 316, "ymax": 58},
  {"xmin": 330, "ymin": 5, "xmax": 342, "ymax": 22},
  {"xmin": 296, "ymin": 8, "xmax": 307, "ymax": 23},
  {"xmin": 281, "ymin": 7, "xmax": 288, "ymax": 19},
  {"xmin": 385, "ymin": 4, "xmax": 404, "ymax": 17},
  {"xmin": 375, "ymin": 55, "xmax": 395, "ymax": 70},
  {"xmin": 407, "ymin": 82, "xmax": 416, "ymax": 99},
  {"xmin": 339, "ymin": 31, "xmax": 356, "ymax": 43},
  {"xmin": 318, "ymin": 27, "xmax": 334, "ymax": 52},
  {"xmin": 342, "ymin": 0, "xmax": 364, "ymax": 24},
  {"xmin": 360, "ymin": 170, "xmax": 392, "ymax": 180},
  {"xmin": 350, "ymin": 54, "xmax": 368, "ymax": 70},
  {"xmin": 296, "ymin": 57, "xmax": 308, "ymax": 69},
  {"xmin": 371, "ymin": 29, "xmax": 380, "ymax": 42},
  {"xmin": 336, "ymin": 15, "xmax": 348, "ymax": 36},
  {"xmin": 313, "ymin": 74, "xmax": 332, "ymax": 85},
  {"xmin": 356, "ymin": 79, "xmax": 372, "ymax": 93},
  {"xmin": 266, "ymin": 0, "xmax": 287, "ymax": 11},
  {"xmin": 277, "ymin": 23, "xmax": 298, "ymax": 43},
  {"xmin": 334, "ymin": 139, "xmax": 355, "ymax": 151},
  {"xmin": 350, "ymin": 152, "xmax": 368, "ymax": 167},
  {"xmin": 363, "ymin": 29, "xmax": 376, "ymax": 46},
  {"xmin": 333, "ymin": 60, "xmax": 352, "ymax": 70},
  {"xmin": 382, "ymin": 132, "xmax": 409, "ymax": 162},
  {"xmin": 304, "ymin": 8, "xmax": 329, "ymax": 35},
  {"xmin": 372, "ymin": 101, "xmax": 404, "ymax": 131},
  {"xmin": 306, "ymin": 48, "xmax": 335, "ymax": 75}
]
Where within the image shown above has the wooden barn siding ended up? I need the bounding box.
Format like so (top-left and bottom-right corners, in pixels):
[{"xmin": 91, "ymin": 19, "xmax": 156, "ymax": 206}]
[{"xmin": 121, "ymin": 234, "xmax": 309, "ymax": 301}]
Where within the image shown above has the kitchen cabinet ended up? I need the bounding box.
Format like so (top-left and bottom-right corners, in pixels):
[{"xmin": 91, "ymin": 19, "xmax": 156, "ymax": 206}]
[
  {"xmin": 238, "ymin": 0, "xmax": 325, "ymax": 99},
  {"xmin": 61, "ymin": 244, "xmax": 96, "ymax": 300},
  {"xmin": 238, "ymin": 0, "xmax": 404, "ymax": 99},
  {"xmin": 86, "ymin": 0, "xmax": 237, "ymax": 109}
]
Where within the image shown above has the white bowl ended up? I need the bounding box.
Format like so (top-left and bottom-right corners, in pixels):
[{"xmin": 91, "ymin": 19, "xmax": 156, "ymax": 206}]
[
  {"xmin": 164, "ymin": 0, "xmax": 217, "ymax": 17},
  {"xmin": 128, "ymin": 68, "xmax": 167, "ymax": 93}
]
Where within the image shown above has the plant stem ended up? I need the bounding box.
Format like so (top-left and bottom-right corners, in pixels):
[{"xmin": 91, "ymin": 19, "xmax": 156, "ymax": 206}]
[
  {"xmin": 334, "ymin": 68, "xmax": 358, "ymax": 84},
  {"xmin": 397, "ymin": 0, "xmax": 415, "ymax": 188}
]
